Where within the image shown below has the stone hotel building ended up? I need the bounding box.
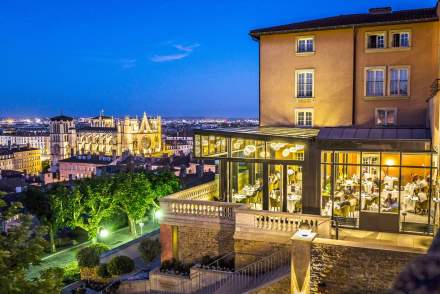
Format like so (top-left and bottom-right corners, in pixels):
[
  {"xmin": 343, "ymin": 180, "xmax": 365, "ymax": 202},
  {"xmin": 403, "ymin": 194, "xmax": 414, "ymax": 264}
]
[{"xmin": 154, "ymin": 4, "xmax": 440, "ymax": 294}]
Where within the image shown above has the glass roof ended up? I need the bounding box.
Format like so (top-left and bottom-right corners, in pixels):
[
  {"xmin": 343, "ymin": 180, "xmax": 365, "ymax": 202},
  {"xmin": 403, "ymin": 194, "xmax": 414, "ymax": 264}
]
[{"xmin": 195, "ymin": 127, "xmax": 319, "ymax": 140}]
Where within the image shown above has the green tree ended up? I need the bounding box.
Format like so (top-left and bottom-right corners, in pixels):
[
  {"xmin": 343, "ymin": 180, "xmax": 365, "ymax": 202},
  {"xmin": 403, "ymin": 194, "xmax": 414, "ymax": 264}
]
[
  {"xmin": 23, "ymin": 186, "xmax": 58, "ymax": 253},
  {"xmin": 114, "ymin": 172, "xmax": 156, "ymax": 236},
  {"xmin": 147, "ymin": 171, "xmax": 180, "ymax": 198},
  {"xmin": 0, "ymin": 201, "xmax": 64, "ymax": 294},
  {"xmin": 52, "ymin": 177, "xmax": 117, "ymax": 243}
]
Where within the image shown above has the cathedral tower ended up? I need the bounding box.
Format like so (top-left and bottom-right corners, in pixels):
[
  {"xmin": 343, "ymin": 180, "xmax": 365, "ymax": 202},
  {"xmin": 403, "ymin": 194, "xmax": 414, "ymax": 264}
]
[{"xmin": 49, "ymin": 115, "xmax": 75, "ymax": 170}]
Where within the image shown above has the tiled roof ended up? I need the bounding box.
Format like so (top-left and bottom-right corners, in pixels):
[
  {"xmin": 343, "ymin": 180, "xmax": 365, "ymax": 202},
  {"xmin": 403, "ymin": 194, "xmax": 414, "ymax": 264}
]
[
  {"xmin": 59, "ymin": 155, "xmax": 114, "ymax": 165},
  {"xmin": 250, "ymin": 7, "xmax": 438, "ymax": 38},
  {"xmin": 317, "ymin": 127, "xmax": 431, "ymax": 141},
  {"xmin": 75, "ymin": 126, "xmax": 117, "ymax": 133}
]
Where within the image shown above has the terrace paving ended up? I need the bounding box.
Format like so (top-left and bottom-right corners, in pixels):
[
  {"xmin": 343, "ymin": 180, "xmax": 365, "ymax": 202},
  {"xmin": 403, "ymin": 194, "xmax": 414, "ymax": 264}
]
[{"xmin": 336, "ymin": 228, "xmax": 433, "ymax": 251}]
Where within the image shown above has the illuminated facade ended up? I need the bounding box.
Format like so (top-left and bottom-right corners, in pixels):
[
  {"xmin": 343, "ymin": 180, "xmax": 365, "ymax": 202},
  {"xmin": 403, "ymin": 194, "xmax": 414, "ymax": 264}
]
[
  {"xmin": 0, "ymin": 147, "xmax": 42, "ymax": 175},
  {"xmin": 49, "ymin": 113, "xmax": 162, "ymax": 168},
  {"xmin": 0, "ymin": 133, "xmax": 50, "ymax": 161},
  {"xmin": 193, "ymin": 6, "xmax": 440, "ymax": 234}
]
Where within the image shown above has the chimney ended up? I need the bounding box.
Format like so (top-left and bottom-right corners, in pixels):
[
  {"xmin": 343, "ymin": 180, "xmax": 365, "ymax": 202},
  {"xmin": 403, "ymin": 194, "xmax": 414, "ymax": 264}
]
[{"xmin": 369, "ymin": 7, "xmax": 392, "ymax": 14}]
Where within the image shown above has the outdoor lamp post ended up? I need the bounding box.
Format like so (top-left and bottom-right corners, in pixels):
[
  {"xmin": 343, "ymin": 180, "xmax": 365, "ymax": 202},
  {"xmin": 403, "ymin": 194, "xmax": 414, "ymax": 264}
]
[
  {"xmin": 154, "ymin": 209, "xmax": 163, "ymax": 223},
  {"xmin": 139, "ymin": 222, "xmax": 144, "ymax": 236},
  {"xmin": 97, "ymin": 227, "xmax": 109, "ymax": 243},
  {"xmin": 298, "ymin": 221, "xmax": 312, "ymax": 237}
]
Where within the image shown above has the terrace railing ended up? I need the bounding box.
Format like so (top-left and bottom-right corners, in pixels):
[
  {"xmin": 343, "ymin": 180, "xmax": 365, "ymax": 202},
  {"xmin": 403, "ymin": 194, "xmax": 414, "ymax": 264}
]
[
  {"xmin": 235, "ymin": 208, "xmax": 332, "ymax": 240},
  {"xmin": 194, "ymin": 248, "xmax": 291, "ymax": 294},
  {"xmin": 160, "ymin": 180, "xmax": 248, "ymax": 227},
  {"xmin": 167, "ymin": 181, "xmax": 218, "ymax": 201}
]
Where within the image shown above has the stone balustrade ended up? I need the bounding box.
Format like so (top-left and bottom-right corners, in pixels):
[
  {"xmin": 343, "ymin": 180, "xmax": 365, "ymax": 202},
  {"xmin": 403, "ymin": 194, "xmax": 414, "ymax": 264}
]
[
  {"xmin": 160, "ymin": 195, "xmax": 244, "ymax": 228},
  {"xmin": 167, "ymin": 181, "xmax": 218, "ymax": 201},
  {"xmin": 235, "ymin": 208, "xmax": 332, "ymax": 242}
]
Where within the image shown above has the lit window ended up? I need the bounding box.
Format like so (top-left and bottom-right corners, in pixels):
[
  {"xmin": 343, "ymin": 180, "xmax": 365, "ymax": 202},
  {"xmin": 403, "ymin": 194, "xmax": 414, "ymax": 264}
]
[
  {"xmin": 366, "ymin": 68, "xmax": 385, "ymax": 96},
  {"xmin": 297, "ymin": 37, "xmax": 314, "ymax": 53},
  {"xmin": 295, "ymin": 109, "xmax": 313, "ymax": 127},
  {"xmin": 367, "ymin": 33, "xmax": 385, "ymax": 49},
  {"xmin": 391, "ymin": 32, "xmax": 410, "ymax": 48},
  {"xmin": 390, "ymin": 67, "xmax": 409, "ymax": 96},
  {"xmin": 296, "ymin": 70, "xmax": 314, "ymax": 98},
  {"xmin": 376, "ymin": 108, "xmax": 397, "ymax": 126}
]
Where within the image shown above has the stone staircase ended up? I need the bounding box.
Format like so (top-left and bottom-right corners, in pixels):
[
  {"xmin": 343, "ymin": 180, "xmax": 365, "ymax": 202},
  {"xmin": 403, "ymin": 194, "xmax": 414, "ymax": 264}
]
[{"xmin": 194, "ymin": 248, "xmax": 291, "ymax": 294}]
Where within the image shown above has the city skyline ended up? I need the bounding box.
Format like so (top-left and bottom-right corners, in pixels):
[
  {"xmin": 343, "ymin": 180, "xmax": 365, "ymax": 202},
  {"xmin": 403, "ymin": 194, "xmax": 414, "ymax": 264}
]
[{"xmin": 1, "ymin": 0, "xmax": 435, "ymax": 118}]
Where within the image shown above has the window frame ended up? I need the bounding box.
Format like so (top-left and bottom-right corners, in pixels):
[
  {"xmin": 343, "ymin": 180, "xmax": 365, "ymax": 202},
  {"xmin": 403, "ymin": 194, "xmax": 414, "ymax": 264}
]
[
  {"xmin": 389, "ymin": 30, "xmax": 411, "ymax": 48},
  {"xmin": 295, "ymin": 69, "xmax": 315, "ymax": 99},
  {"xmin": 364, "ymin": 66, "xmax": 386, "ymax": 97},
  {"xmin": 295, "ymin": 108, "xmax": 314, "ymax": 127},
  {"xmin": 388, "ymin": 66, "xmax": 410, "ymax": 97},
  {"xmin": 296, "ymin": 36, "xmax": 315, "ymax": 54},
  {"xmin": 365, "ymin": 31, "xmax": 387, "ymax": 50},
  {"xmin": 375, "ymin": 107, "xmax": 397, "ymax": 126}
]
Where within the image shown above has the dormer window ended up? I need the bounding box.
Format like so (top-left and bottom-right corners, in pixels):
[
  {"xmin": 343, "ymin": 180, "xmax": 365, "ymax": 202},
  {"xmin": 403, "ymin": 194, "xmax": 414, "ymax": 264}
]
[
  {"xmin": 391, "ymin": 31, "xmax": 410, "ymax": 48},
  {"xmin": 296, "ymin": 37, "xmax": 314, "ymax": 53},
  {"xmin": 367, "ymin": 32, "xmax": 386, "ymax": 49}
]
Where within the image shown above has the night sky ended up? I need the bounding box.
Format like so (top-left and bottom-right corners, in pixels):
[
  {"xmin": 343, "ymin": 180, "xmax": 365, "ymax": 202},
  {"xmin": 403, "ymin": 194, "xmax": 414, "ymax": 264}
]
[{"xmin": 1, "ymin": 0, "xmax": 436, "ymax": 118}]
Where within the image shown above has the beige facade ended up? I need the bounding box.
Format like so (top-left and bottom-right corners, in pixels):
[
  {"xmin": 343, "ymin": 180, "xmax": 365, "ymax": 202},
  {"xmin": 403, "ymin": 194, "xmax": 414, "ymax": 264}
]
[
  {"xmin": 260, "ymin": 29, "xmax": 354, "ymax": 127},
  {"xmin": 0, "ymin": 147, "xmax": 41, "ymax": 175},
  {"xmin": 259, "ymin": 17, "xmax": 440, "ymax": 129},
  {"xmin": 58, "ymin": 155, "xmax": 112, "ymax": 181},
  {"xmin": 0, "ymin": 134, "xmax": 50, "ymax": 161}
]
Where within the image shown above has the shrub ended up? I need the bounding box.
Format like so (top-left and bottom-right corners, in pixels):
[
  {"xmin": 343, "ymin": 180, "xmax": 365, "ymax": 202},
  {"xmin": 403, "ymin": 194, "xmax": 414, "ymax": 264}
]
[
  {"xmin": 160, "ymin": 258, "xmax": 191, "ymax": 276},
  {"xmin": 107, "ymin": 256, "xmax": 135, "ymax": 276},
  {"xmin": 76, "ymin": 243, "xmax": 109, "ymax": 268},
  {"xmin": 62, "ymin": 261, "xmax": 80, "ymax": 285},
  {"xmin": 97, "ymin": 263, "xmax": 111, "ymax": 278},
  {"xmin": 138, "ymin": 238, "xmax": 161, "ymax": 263}
]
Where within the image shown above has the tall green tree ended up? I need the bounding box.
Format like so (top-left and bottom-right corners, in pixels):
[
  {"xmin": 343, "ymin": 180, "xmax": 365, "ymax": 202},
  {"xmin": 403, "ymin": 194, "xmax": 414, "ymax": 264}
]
[
  {"xmin": 23, "ymin": 186, "xmax": 58, "ymax": 253},
  {"xmin": 147, "ymin": 171, "xmax": 180, "ymax": 198},
  {"xmin": 0, "ymin": 200, "xmax": 64, "ymax": 294},
  {"xmin": 114, "ymin": 172, "xmax": 156, "ymax": 236},
  {"xmin": 52, "ymin": 177, "xmax": 117, "ymax": 243}
]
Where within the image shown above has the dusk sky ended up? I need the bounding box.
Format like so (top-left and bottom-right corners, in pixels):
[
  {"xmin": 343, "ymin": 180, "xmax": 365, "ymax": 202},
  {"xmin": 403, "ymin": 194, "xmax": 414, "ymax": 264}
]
[{"xmin": 1, "ymin": 0, "xmax": 436, "ymax": 118}]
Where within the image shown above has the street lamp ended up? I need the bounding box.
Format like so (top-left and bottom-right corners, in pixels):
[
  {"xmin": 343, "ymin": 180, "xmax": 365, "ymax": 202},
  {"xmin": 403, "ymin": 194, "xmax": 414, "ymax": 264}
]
[
  {"xmin": 99, "ymin": 228, "xmax": 109, "ymax": 238},
  {"xmin": 154, "ymin": 209, "xmax": 163, "ymax": 222},
  {"xmin": 139, "ymin": 222, "xmax": 144, "ymax": 236}
]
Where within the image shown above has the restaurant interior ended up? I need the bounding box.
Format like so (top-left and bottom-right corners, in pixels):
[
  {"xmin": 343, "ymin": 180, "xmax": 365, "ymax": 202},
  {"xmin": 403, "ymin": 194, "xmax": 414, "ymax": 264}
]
[{"xmin": 321, "ymin": 151, "xmax": 438, "ymax": 233}]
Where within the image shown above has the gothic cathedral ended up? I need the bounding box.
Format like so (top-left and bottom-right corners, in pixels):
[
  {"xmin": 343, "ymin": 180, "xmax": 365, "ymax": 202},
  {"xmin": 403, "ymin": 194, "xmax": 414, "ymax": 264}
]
[{"xmin": 49, "ymin": 113, "xmax": 162, "ymax": 167}]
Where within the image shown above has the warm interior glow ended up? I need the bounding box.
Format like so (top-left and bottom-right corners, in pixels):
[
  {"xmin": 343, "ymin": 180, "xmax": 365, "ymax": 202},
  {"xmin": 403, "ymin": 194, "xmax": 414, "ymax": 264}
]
[{"xmin": 385, "ymin": 159, "xmax": 394, "ymax": 166}]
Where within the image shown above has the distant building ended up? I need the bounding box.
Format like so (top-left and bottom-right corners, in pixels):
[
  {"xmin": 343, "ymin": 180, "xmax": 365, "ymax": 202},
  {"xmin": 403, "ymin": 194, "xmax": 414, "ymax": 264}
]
[
  {"xmin": 58, "ymin": 154, "xmax": 114, "ymax": 181},
  {"xmin": 49, "ymin": 112, "xmax": 163, "ymax": 169},
  {"xmin": 0, "ymin": 133, "xmax": 50, "ymax": 161},
  {"xmin": 164, "ymin": 136, "xmax": 193, "ymax": 155},
  {"xmin": 0, "ymin": 147, "xmax": 41, "ymax": 175}
]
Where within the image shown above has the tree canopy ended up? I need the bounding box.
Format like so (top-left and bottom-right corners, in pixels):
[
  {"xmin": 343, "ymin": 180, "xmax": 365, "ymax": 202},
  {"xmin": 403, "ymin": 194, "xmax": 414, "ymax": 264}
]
[
  {"xmin": 0, "ymin": 202, "xmax": 64, "ymax": 293},
  {"xmin": 51, "ymin": 171, "xmax": 180, "ymax": 241}
]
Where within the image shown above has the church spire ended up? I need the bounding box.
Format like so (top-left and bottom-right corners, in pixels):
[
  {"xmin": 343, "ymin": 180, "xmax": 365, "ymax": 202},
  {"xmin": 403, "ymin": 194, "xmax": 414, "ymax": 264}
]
[{"xmin": 140, "ymin": 112, "xmax": 151, "ymax": 132}]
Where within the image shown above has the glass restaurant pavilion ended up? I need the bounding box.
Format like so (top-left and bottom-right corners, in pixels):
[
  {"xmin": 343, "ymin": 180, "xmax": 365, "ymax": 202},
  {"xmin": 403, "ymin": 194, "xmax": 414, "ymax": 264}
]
[{"xmin": 194, "ymin": 127, "xmax": 438, "ymax": 234}]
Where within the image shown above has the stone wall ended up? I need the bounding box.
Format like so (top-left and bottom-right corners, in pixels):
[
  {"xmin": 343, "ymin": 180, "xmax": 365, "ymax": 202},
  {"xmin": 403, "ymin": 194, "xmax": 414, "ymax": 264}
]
[
  {"xmin": 310, "ymin": 240, "xmax": 424, "ymax": 293},
  {"xmin": 160, "ymin": 224, "xmax": 173, "ymax": 262},
  {"xmin": 234, "ymin": 239, "xmax": 289, "ymax": 268},
  {"xmin": 177, "ymin": 225, "xmax": 234, "ymax": 264},
  {"xmin": 116, "ymin": 280, "xmax": 150, "ymax": 294}
]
